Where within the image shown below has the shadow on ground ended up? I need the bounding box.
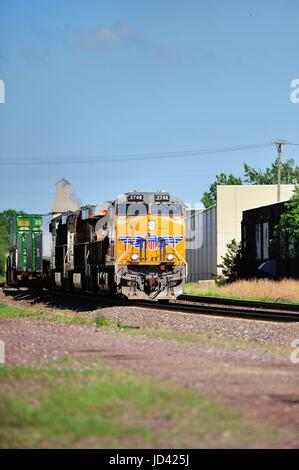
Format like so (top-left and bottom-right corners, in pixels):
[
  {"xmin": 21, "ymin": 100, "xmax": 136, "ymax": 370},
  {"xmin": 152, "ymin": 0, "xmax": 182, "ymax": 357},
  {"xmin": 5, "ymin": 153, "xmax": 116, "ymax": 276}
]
[{"xmin": 2, "ymin": 288, "xmax": 118, "ymax": 313}]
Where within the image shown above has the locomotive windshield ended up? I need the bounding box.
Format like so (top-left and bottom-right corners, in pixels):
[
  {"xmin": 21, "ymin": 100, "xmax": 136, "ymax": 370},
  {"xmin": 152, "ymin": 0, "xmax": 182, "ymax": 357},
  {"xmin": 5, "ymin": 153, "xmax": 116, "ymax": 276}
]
[
  {"xmin": 150, "ymin": 204, "xmax": 182, "ymax": 216},
  {"xmin": 116, "ymin": 203, "xmax": 148, "ymax": 216}
]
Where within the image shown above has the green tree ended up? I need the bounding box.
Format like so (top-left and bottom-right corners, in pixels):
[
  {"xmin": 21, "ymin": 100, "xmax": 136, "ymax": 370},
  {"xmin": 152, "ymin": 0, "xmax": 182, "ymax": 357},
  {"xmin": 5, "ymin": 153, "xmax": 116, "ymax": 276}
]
[
  {"xmin": 0, "ymin": 210, "xmax": 19, "ymax": 276},
  {"xmin": 202, "ymin": 158, "xmax": 299, "ymax": 208},
  {"xmin": 244, "ymin": 158, "xmax": 299, "ymax": 184},
  {"xmin": 216, "ymin": 238, "xmax": 242, "ymax": 284},
  {"xmin": 201, "ymin": 173, "xmax": 243, "ymax": 208},
  {"xmin": 274, "ymin": 186, "xmax": 299, "ymax": 256}
]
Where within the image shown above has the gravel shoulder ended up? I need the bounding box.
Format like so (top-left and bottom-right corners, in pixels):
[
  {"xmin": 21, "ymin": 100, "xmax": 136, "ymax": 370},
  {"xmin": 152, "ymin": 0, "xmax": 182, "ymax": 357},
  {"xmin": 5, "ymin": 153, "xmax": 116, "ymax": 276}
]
[{"xmin": 1, "ymin": 288, "xmax": 299, "ymax": 448}]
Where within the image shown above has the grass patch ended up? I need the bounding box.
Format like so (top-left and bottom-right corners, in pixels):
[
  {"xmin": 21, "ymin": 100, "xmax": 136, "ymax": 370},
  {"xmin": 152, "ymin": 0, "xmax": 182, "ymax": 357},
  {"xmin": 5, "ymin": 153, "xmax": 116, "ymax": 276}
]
[
  {"xmin": 185, "ymin": 279, "xmax": 299, "ymax": 304},
  {"xmin": 0, "ymin": 302, "xmax": 91, "ymax": 324},
  {"xmin": 115, "ymin": 324, "xmax": 285, "ymax": 354},
  {"xmin": 0, "ymin": 303, "xmax": 39, "ymax": 319},
  {"xmin": 0, "ymin": 303, "xmax": 109, "ymax": 327},
  {"xmin": 118, "ymin": 326, "xmax": 195, "ymax": 343},
  {"xmin": 0, "ymin": 364, "xmax": 277, "ymax": 449},
  {"xmin": 95, "ymin": 315, "xmax": 111, "ymax": 327}
]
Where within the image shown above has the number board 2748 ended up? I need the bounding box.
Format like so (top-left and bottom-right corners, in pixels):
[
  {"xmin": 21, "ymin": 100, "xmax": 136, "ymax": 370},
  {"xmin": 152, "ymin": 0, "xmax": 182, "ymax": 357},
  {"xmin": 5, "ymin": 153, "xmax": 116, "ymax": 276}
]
[
  {"xmin": 127, "ymin": 194, "xmax": 144, "ymax": 202},
  {"xmin": 154, "ymin": 194, "xmax": 170, "ymax": 202}
]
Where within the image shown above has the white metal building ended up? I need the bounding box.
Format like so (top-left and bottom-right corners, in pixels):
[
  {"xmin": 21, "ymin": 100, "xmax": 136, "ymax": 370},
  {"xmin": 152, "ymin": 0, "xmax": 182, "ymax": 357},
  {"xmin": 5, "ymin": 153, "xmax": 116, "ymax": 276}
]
[
  {"xmin": 186, "ymin": 206, "xmax": 216, "ymax": 281},
  {"xmin": 186, "ymin": 184, "xmax": 295, "ymax": 281}
]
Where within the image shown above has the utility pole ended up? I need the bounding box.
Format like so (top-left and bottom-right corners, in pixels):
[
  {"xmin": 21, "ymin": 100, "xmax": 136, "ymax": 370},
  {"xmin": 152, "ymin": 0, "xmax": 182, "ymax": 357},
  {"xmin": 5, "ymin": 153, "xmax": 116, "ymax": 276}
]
[{"xmin": 274, "ymin": 140, "xmax": 287, "ymax": 202}]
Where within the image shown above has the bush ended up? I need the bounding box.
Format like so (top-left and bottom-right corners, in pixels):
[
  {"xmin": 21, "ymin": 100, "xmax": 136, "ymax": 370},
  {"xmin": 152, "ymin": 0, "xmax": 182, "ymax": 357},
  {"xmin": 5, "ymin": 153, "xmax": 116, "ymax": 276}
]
[
  {"xmin": 216, "ymin": 239, "xmax": 242, "ymax": 285},
  {"xmin": 95, "ymin": 315, "xmax": 110, "ymax": 327}
]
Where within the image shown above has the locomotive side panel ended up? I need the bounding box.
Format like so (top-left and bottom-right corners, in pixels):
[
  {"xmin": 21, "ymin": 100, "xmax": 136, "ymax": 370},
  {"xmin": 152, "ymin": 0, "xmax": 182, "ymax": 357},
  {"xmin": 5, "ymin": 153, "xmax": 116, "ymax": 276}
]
[{"xmin": 50, "ymin": 204, "xmax": 116, "ymax": 293}]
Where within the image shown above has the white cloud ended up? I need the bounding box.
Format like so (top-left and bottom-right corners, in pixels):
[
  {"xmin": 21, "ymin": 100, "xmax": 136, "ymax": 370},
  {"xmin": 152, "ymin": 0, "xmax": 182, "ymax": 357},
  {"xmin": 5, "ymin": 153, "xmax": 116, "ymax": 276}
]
[
  {"xmin": 99, "ymin": 27, "xmax": 121, "ymax": 44},
  {"xmin": 76, "ymin": 23, "xmax": 181, "ymax": 64},
  {"xmin": 77, "ymin": 26, "xmax": 122, "ymax": 49}
]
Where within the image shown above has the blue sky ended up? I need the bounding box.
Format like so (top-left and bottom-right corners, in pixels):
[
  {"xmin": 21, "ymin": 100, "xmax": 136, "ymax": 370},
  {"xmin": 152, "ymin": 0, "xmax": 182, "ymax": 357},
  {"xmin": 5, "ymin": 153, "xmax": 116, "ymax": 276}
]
[{"xmin": 0, "ymin": 0, "xmax": 298, "ymax": 212}]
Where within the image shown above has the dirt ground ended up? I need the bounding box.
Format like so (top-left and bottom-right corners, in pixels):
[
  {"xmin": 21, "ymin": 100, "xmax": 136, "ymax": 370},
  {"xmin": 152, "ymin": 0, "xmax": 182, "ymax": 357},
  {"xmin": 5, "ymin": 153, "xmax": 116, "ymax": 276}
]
[{"xmin": 1, "ymin": 288, "xmax": 299, "ymax": 448}]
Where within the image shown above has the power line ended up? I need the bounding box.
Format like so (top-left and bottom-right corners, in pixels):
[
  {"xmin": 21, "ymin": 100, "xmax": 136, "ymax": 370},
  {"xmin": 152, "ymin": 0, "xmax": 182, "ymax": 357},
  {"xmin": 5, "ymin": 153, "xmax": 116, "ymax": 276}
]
[
  {"xmin": 0, "ymin": 143, "xmax": 271, "ymax": 166},
  {"xmin": 0, "ymin": 172, "xmax": 227, "ymax": 180}
]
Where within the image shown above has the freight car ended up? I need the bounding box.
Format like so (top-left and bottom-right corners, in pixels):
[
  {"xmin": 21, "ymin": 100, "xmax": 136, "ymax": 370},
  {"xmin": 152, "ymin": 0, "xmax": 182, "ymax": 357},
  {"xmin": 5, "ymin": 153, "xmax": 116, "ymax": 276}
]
[
  {"xmin": 6, "ymin": 191, "xmax": 187, "ymax": 300},
  {"xmin": 6, "ymin": 214, "xmax": 44, "ymax": 286}
]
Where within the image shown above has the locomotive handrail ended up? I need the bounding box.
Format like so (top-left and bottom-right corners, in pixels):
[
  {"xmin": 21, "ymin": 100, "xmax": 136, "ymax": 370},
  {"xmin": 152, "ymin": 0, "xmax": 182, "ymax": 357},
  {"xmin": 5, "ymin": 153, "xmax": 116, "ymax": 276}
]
[
  {"xmin": 173, "ymin": 246, "xmax": 187, "ymax": 266},
  {"xmin": 173, "ymin": 246, "xmax": 188, "ymax": 278},
  {"xmin": 63, "ymin": 249, "xmax": 68, "ymax": 278},
  {"xmin": 115, "ymin": 242, "xmax": 133, "ymax": 264}
]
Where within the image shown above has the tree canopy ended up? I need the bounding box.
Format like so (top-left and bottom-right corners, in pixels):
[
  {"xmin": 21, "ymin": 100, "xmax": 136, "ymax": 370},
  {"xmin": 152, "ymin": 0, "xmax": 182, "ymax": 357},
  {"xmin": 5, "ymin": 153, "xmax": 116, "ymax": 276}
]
[
  {"xmin": 201, "ymin": 158, "xmax": 299, "ymax": 208},
  {"xmin": 274, "ymin": 186, "xmax": 299, "ymax": 256},
  {"xmin": 244, "ymin": 158, "xmax": 299, "ymax": 185}
]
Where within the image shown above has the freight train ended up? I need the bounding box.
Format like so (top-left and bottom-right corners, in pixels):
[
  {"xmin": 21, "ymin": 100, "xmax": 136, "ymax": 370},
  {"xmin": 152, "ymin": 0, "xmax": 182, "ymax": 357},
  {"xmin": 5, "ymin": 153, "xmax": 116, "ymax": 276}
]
[{"xmin": 6, "ymin": 191, "xmax": 187, "ymax": 300}]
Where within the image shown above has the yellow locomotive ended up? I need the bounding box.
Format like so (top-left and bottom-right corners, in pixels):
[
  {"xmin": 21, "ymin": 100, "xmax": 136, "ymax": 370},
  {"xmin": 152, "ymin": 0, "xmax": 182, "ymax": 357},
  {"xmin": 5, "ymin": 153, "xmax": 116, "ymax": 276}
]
[
  {"xmin": 7, "ymin": 191, "xmax": 187, "ymax": 300},
  {"xmin": 114, "ymin": 191, "xmax": 187, "ymax": 299}
]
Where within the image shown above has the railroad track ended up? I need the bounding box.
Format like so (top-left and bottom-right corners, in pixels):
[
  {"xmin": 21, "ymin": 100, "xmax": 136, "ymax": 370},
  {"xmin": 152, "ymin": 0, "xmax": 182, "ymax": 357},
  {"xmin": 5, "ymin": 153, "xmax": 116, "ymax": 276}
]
[
  {"xmin": 179, "ymin": 294, "xmax": 299, "ymax": 312},
  {"xmin": 2, "ymin": 286, "xmax": 299, "ymax": 322},
  {"xmin": 132, "ymin": 297, "xmax": 299, "ymax": 322}
]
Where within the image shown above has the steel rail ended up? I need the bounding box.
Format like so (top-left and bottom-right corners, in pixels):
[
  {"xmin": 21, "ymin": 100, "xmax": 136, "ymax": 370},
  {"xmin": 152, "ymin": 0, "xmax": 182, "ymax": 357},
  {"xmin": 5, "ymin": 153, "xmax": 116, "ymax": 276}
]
[
  {"xmin": 179, "ymin": 294, "xmax": 299, "ymax": 312},
  {"xmin": 130, "ymin": 299, "xmax": 299, "ymax": 322},
  {"xmin": 2, "ymin": 287, "xmax": 299, "ymax": 322}
]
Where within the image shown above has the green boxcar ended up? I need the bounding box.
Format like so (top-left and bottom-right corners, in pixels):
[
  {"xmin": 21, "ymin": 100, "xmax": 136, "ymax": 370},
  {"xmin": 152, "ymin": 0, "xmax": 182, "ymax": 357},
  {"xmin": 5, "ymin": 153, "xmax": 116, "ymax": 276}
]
[{"xmin": 7, "ymin": 214, "xmax": 43, "ymax": 285}]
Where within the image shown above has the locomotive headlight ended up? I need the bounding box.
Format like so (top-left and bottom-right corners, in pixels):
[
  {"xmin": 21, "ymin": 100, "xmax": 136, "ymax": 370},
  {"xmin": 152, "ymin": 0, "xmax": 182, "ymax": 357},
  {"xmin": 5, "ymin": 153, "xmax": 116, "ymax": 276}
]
[
  {"xmin": 148, "ymin": 220, "xmax": 156, "ymax": 231},
  {"xmin": 131, "ymin": 253, "xmax": 139, "ymax": 262},
  {"xmin": 166, "ymin": 253, "xmax": 174, "ymax": 261}
]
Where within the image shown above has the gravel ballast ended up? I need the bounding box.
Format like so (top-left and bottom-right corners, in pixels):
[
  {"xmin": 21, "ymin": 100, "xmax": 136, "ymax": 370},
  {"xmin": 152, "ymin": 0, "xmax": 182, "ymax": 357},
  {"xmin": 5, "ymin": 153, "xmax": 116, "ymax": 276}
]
[{"xmin": 1, "ymin": 288, "xmax": 299, "ymax": 447}]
